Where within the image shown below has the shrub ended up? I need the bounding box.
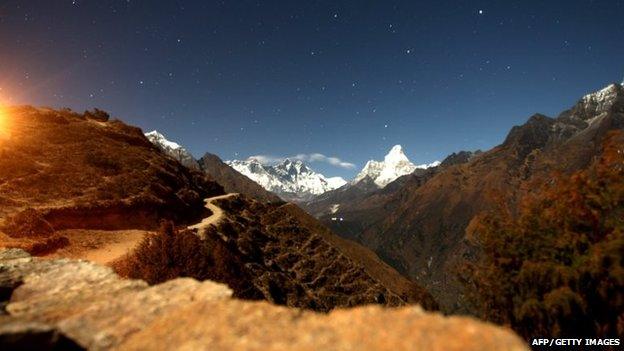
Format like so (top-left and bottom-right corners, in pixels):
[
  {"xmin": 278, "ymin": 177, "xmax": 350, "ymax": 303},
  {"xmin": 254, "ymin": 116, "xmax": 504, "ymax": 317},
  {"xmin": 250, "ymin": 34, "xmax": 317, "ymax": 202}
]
[
  {"xmin": 27, "ymin": 235, "xmax": 70, "ymax": 255},
  {"xmin": 113, "ymin": 220, "xmax": 262, "ymax": 299},
  {"xmin": 85, "ymin": 150, "xmax": 121, "ymax": 174},
  {"xmin": 115, "ymin": 221, "xmax": 210, "ymax": 284},
  {"xmin": 84, "ymin": 108, "xmax": 110, "ymax": 122},
  {"xmin": 1, "ymin": 208, "xmax": 55, "ymax": 238}
]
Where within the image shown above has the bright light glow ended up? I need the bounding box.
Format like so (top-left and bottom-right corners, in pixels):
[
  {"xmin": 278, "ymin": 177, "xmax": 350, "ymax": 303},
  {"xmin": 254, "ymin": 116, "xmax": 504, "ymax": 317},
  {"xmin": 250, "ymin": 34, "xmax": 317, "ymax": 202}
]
[{"xmin": 0, "ymin": 106, "xmax": 10, "ymax": 139}]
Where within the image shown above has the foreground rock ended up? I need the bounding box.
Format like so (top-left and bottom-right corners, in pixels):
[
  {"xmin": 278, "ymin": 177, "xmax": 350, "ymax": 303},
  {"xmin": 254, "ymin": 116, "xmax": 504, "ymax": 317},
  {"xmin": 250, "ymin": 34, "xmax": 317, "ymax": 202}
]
[{"xmin": 0, "ymin": 249, "xmax": 528, "ymax": 351}]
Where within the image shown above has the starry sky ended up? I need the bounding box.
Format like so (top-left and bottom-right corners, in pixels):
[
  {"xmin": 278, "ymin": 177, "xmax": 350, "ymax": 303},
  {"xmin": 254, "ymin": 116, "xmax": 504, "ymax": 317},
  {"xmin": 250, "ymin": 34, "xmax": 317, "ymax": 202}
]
[{"xmin": 1, "ymin": 1, "xmax": 623, "ymax": 178}]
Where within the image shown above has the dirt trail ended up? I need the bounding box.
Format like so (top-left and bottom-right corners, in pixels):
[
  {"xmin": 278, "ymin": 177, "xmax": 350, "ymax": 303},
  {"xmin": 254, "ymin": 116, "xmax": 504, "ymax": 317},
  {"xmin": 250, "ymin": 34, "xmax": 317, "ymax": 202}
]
[
  {"xmin": 42, "ymin": 229, "xmax": 150, "ymax": 266},
  {"xmin": 188, "ymin": 193, "xmax": 238, "ymax": 237},
  {"xmin": 80, "ymin": 230, "xmax": 146, "ymax": 265}
]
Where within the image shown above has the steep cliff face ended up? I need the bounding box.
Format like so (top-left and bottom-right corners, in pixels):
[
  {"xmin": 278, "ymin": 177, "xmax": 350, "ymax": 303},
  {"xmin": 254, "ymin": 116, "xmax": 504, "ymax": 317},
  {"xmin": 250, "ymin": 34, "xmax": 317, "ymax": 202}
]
[{"xmin": 0, "ymin": 249, "xmax": 529, "ymax": 351}]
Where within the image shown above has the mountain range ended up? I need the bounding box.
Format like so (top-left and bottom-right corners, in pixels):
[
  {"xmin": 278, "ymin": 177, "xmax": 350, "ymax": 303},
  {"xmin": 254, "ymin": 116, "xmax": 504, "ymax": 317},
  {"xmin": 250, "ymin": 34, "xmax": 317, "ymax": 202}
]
[
  {"xmin": 146, "ymin": 130, "xmax": 439, "ymax": 203},
  {"xmin": 139, "ymin": 82, "xmax": 624, "ymax": 314},
  {"xmin": 1, "ymin": 81, "xmax": 622, "ymax": 349},
  {"xmin": 226, "ymin": 158, "xmax": 347, "ymax": 202},
  {"xmin": 144, "ymin": 130, "xmax": 280, "ymax": 203},
  {"xmin": 304, "ymin": 82, "xmax": 624, "ymax": 312}
]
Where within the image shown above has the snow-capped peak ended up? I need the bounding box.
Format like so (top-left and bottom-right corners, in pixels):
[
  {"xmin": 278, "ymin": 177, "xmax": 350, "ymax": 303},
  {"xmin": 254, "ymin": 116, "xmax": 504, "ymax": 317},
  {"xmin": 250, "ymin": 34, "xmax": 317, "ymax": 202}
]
[
  {"xmin": 353, "ymin": 145, "xmax": 439, "ymax": 188},
  {"xmin": 145, "ymin": 130, "xmax": 199, "ymax": 169},
  {"xmin": 580, "ymin": 83, "xmax": 622, "ymax": 116},
  {"xmin": 384, "ymin": 145, "xmax": 410, "ymax": 163},
  {"xmin": 226, "ymin": 157, "xmax": 346, "ymax": 202},
  {"xmin": 145, "ymin": 130, "xmax": 183, "ymax": 150}
]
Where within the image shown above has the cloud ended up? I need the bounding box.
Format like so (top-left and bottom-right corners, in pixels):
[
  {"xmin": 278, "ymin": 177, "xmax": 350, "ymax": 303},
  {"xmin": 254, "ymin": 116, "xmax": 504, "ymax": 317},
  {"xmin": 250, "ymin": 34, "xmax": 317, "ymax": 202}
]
[
  {"xmin": 247, "ymin": 155, "xmax": 284, "ymax": 164},
  {"xmin": 247, "ymin": 153, "xmax": 356, "ymax": 170}
]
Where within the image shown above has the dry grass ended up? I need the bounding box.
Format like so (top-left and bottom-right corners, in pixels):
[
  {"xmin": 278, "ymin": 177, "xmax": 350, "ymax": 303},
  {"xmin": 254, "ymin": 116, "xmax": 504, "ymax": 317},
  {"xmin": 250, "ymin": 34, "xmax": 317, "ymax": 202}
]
[{"xmin": 0, "ymin": 106, "xmax": 223, "ymax": 236}]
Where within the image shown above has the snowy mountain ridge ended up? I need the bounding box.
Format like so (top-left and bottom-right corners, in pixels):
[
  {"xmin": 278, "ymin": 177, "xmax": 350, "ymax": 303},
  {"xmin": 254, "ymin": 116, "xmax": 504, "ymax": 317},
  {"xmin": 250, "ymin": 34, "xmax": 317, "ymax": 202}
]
[
  {"xmin": 226, "ymin": 158, "xmax": 347, "ymax": 202},
  {"xmin": 145, "ymin": 130, "xmax": 199, "ymax": 169}
]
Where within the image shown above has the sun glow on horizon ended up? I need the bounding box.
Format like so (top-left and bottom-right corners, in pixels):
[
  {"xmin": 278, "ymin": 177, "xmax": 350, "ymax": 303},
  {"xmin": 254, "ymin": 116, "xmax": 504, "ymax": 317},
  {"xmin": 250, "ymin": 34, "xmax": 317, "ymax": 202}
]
[{"xmin": 0, "ymin": 105, "xmax": 10, "ymax": 140}]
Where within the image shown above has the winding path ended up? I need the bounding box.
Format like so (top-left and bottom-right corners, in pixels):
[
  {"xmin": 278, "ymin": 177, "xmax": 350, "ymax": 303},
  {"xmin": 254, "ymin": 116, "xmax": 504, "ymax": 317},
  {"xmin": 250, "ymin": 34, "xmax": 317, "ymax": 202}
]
[
  {"xmin": 188, "ymin": 193, "xmax": 238, "ymax": 238},
  {"xmin": 44, "ymin": 193, "xmax": 238, "ymax": 265}
]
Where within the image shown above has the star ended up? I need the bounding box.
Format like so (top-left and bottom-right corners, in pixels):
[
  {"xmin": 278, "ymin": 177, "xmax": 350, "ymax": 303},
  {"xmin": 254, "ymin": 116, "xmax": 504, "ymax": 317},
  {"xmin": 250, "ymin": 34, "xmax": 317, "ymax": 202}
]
[{"xmin": 478, "ymin": 10, "xmax": 484, "ymax": 15}]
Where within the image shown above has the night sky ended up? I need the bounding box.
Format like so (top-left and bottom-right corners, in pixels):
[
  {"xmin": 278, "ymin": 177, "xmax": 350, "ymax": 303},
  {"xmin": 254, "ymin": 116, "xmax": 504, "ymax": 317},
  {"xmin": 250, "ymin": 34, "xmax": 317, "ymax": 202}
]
[{"xmin": 1, "ymin": 1, "xmax": 623, "ymax": 178}]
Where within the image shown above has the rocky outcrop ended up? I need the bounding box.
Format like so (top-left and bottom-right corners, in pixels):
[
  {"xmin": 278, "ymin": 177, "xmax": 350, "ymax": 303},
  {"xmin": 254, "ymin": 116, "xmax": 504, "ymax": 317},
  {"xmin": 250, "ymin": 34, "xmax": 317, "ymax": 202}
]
[{"xmin": 0, "ymin": 249, "xmax": 528, "ymax": 351}]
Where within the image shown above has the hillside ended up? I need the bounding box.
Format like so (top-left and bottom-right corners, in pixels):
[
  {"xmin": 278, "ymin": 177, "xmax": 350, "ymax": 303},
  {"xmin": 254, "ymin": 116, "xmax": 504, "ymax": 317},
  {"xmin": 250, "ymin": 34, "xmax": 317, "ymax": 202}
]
[
  {"xmin": 145, "ymin": 131, "xmax": 282, "ymax": 203},
  {"xmin": 198, "ymin": 153, "xmax": 282, "ymax": 203},
  {"xmin": 307, "ymin": 83, "xmax": 624, "ymax": 312},
  {"xmin": 0, "ymin": 106, "xmax": 223, "ymax": 255},
  {"xmin": 117, "ymin": 194, "xmax": 438, "ymax": 311}
]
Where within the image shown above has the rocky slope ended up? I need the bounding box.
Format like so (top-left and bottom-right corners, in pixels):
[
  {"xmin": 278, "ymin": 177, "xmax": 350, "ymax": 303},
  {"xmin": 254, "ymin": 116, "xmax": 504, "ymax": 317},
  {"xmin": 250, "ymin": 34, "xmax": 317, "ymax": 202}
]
[
  {"xmin": 144, "ymin": 130, "xmax": 200, "ymax": 170},
  {"xmin": 227, "ymin": 158, "xmax": 346, "ymax": 202},
  {"xmin": 307, "ymin": 82, "xmax": 624, "ymax": 312},
  {"xmin": 0, "ymin": 249, "xmax": 528, "ymax": 351}
]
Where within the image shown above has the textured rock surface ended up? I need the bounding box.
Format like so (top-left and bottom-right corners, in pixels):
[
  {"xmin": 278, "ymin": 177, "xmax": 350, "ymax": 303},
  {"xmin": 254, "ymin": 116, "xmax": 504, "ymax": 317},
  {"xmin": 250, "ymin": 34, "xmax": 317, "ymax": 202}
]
[
  {"xmin": 0, "ymin": 250, "xmax": 528, "ymax": 351},
  {"xmin": 120, "ymin": 301, "xmax": 527, "ymax": 351}
]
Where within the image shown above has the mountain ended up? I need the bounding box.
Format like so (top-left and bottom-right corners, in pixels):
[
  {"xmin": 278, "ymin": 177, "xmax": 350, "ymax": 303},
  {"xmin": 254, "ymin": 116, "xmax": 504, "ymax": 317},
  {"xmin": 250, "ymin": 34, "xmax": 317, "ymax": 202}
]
[
  {"xmin": 302, "ymin": 145, "xmax": 444, "ymax": 220},
  {"xmin": 145, "ymin": 130, "xmax": 281, "ymax": 202},
  {"xmin": 117, "ymin": 194, "xmax": 438, "ymax": 311},
  {"xmin": 306, "ymin": 82, "xmax": 624, "ymax": 313},
  {"xmin": 226, "ymin": 158, "xmax": 347, "ymax": 202},
  {"xmin": 198, "ymin": 153, "xmax": 282, "ymax": 203},
  {"xmin": 0, "ymin": 106, "xmax": 436, "ymax": 315},
  {"xmin": 145, "ymin": 130, "xmax": 200, "ymax": 170},
  {"xmin": 302, "ymin": 151, "xmax": 471, "ymax": 236},
  {"xmin": 353, "ymin": 145, "xmax": 439, "ymax": 188}
]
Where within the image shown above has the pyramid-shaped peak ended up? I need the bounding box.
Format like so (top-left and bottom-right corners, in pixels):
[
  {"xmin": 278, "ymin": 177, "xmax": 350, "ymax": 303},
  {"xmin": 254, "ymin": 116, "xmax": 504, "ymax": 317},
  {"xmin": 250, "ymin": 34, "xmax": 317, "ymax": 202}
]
[
  {"xmin": 388, "ymin": 145, "xmax": 404, "ymax": 154},
  {"xmin": 384, "ymin": 145, "xmax": 409, "ymax": 163}
]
